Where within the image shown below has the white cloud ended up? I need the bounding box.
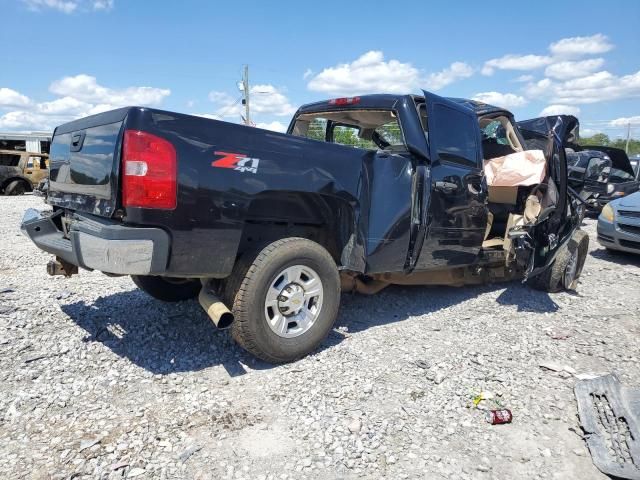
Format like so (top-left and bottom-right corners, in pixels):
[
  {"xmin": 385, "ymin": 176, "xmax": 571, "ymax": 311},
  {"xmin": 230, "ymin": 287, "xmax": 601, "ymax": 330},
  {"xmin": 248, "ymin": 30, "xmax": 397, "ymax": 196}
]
[
  {"xmin": 481, "ymin": 54, "xmax": 552, "ymax": 76},
  {"xmin": 525, "ymin": 70, "xmax": 640, "ymax": 104},
  {"xmin": 424, "ymin": 62, "xmax": 474, "ymax": 90},
  {"xmin": 256, "ymin": 121, "xmax": 287, "ymax": 133},
  {"xmin": 22, "ymin": 0, "xmax": 113, "ymax": 13},
  {"xmin": 580, "ymin": 128, "xmax": 605, "ymax": 137},
  {"xmin": 544, "ymin": 58, "xmax": 605, "ymax": 80},
  {"xmin": 515, "ymin": 74, "xmax": 534, "ymax": 83},
  {"xmin": 303, "ymin": 69, "xmax": 313, "ymax": 80},
  {"xmin": 208, "ymin": 84, "xmax": 295, "ymax": 118},
  {"xmin": 92, "ymin": 0, "xmax": 113, "ymax": 10},
  {"xmin": 539, "ymin": 104, "xmax": 581, "ymax": 117},
  {"xmin": 0, "ymin": 74, "xmax": 170, "ymax": 131},
  {"xmin": 549, "ymin": 34, "xmax": 613, "ymax": 58},
  {"xmin": 50, "ymin": 74, "xmax": 170, "ymax": 106},
  {"xmin": 250, "ymin": 85, "xmax": 297, "ymax": 116},
  {"xmin": 523, "ymin": 78, "xmax": 553, "ymax": 99},
  {"xmin": 481, "ymin": 34, "xmax": 614, "ymax": 77},
  {"xmin": 208, "ymin": 91, "xmax": 234, "ymax": 104},
  {"xmin": 307, "ymin": 51, "xmax": 419, "ymax": 96},
  {"xmin": 36, "ymin": 96, "xmax": 89, "ymax": 115},
  {"xmin": 0, "ymin": 88, "xmax": 31, "ymax": 107},
  {"xmin": 0, "ymin": 111, "xmax": 56, "ymax": 130},
  {"xmin": 472, "ymin": 92, "xmax": 528, "ymax": 109},
  {"xmin": 610, "ymin": 115, "xmax": 640, "ymax": 126}
]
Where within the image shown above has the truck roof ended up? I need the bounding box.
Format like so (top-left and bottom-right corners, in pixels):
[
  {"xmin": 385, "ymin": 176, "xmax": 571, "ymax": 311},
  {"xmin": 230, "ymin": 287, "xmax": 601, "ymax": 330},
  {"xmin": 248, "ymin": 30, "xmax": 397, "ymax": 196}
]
[{"xmin": 296, "ymin": 94, "xmax": 509, "ymax": 117}]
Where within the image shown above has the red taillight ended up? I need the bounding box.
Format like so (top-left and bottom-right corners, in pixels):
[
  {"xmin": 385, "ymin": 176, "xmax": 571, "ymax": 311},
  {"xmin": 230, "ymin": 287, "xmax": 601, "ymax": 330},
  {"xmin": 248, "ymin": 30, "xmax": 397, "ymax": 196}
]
[
  {"xmin": 122, "ymin": 130, "xmax": 177, "ymax": 210},
  {"xmin": 329, "ymin": 96, "xmax": 360, "ymax": 106}
]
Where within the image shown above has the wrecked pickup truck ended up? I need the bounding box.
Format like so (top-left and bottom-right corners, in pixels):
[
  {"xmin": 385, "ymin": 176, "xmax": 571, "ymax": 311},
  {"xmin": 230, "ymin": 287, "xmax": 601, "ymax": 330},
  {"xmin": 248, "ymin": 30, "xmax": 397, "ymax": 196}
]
[{"xmin": 21, "ymin": 92, "xmax": 588, "ymax": 362}]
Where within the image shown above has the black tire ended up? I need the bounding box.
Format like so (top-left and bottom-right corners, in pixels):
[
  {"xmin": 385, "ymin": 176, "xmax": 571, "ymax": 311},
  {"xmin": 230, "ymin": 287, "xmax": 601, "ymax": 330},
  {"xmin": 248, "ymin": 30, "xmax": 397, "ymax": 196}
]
[
  {"xmin": 4, "ymin": 180, "xmax": 28, "ymax": 196},
  {"xmin": 131, "ymin": 275, "xmax": 201, "ymax": 302},
  {"xmin": 225, "ymin": 237, "xmax": 340, "ymax": 363},
  {"xmin": 529, "ymin": 229, "xmax": 589, "ymax": 292}
]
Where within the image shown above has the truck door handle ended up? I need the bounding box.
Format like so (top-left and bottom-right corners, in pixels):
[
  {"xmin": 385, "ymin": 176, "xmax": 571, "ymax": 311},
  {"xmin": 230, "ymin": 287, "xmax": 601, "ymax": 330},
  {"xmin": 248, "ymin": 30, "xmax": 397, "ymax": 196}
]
[
  {"xmin": 435, "ymin": 181, "xmax": 458, "ymax": 193},
  {"xmin": 70, "ymin": 131, "xmax": 86, "ymax": 152},
  {"xmin": 26, "ymin": 170, "xmax": 33, "ymax": 174}
]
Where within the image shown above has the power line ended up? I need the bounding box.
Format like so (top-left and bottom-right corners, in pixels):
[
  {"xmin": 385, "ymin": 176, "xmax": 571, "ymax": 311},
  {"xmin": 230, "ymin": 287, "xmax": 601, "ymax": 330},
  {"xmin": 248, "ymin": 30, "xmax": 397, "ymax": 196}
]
[{"xmin": 209, "ymin": 96, "xmax": 243, "ymax": 120}]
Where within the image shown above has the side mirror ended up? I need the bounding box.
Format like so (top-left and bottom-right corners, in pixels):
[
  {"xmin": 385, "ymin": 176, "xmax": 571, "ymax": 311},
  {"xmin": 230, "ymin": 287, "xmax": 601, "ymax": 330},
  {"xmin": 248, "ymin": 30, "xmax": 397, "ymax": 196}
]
[{"xmin": 584, "ymin": 157, "xmax": 612, "ymax": 184}]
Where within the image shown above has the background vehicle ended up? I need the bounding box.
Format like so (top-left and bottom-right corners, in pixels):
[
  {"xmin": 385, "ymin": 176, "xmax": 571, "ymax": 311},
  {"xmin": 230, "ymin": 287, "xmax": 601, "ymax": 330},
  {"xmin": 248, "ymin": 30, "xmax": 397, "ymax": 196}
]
[
  {"xmin": 598, "ymin": 191, "xmax": 640, "ymax": 254},
  {"xmin": 567, "ymin": 149, "xmax": 639, "ymax": 212},
  {"xmin": 22, "ymin": 93, "xmax": 587, "ymax": 362},
  {"xmin": 518, "ymin": 116, "xmax": 639, "ymax": 213},
  {"xmin": 630, "ymin": 155, "xmax": 640, "ymax": 180},
  {"xmin": 0, "ymin": 150, "xmax": 49, "ymax": 195}
]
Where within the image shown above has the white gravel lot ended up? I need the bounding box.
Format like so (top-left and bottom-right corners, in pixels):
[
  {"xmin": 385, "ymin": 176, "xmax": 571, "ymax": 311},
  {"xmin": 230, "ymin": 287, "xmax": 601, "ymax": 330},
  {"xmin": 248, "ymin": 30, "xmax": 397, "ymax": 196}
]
[{"xmin": 1, "ymin": 194, "xmax": 639, "ymax": 480}]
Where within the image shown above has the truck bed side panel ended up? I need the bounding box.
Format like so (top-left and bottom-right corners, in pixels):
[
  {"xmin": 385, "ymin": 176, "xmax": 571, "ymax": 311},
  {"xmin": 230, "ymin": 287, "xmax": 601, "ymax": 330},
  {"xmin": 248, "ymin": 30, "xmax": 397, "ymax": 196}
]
[{"xmin": 122, "ymin": 108, "xmax": 367, "ymax": 276}]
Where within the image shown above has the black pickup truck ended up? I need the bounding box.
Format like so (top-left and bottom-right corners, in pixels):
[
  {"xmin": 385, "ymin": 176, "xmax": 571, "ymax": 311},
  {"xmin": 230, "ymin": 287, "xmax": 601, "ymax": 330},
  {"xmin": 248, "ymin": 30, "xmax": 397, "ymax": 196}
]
[{"xmin": 22, "ymin": 91, "xmax": 588, "ymax": 362}]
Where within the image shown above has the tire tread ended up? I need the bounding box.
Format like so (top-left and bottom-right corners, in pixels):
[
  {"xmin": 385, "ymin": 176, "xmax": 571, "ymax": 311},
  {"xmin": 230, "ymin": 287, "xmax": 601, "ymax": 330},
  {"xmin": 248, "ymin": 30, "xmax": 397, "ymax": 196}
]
[{"xmin": 228, "ymin": 237, "xmax": 339, "ymax": 363}]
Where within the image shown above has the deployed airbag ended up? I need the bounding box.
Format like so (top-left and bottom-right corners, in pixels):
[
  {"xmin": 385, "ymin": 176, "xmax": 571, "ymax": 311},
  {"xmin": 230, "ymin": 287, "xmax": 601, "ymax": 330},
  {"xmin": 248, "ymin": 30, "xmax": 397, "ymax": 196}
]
[{"xmin": 484, "ymin": 150, "xmax": 547, "ymax": 187}]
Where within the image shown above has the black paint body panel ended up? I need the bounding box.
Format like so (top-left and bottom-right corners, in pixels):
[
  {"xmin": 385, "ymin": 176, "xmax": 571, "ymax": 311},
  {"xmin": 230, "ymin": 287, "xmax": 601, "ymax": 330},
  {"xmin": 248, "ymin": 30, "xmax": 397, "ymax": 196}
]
[{"xmin": 41, "ymin": 95, "xmax": 580, "ymax": 279}]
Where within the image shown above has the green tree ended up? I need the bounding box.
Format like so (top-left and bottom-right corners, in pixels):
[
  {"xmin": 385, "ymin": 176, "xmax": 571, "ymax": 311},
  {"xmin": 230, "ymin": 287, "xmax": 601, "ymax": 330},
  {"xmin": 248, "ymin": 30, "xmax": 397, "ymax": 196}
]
[
  {"xmin": 578, "ymin": 133, "xmax": 640, "ymax": 156},
  {"xmin": 610, "ymin": 138, "xmax": 640, "ymax": 156},
  {"xmin": 578, "ymin": 133, "xmax": 610, "ymax": 146}
]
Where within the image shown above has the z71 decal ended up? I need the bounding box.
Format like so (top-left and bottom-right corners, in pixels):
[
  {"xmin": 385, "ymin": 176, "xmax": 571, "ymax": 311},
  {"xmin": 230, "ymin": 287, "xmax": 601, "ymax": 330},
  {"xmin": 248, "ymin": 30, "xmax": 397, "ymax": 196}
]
[{"xmin": 212, "ymin": 151, "xmax": 260, "ymax": 174}]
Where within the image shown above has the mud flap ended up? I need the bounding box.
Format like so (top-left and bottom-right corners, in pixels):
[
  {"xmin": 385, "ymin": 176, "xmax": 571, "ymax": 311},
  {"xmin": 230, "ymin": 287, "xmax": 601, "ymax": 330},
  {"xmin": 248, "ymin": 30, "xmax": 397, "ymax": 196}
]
[{"xmin": 575, "ymin": 374, "xmax": 640, "ymax": 480}]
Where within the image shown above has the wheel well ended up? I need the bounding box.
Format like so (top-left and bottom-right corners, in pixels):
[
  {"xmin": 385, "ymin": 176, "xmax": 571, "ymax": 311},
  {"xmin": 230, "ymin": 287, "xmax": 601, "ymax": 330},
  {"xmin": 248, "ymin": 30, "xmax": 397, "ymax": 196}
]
[
  {"xmin": 238, "ymin": 191, "xmax": 356, "ymax": 265},
  {"xmin": 1, "ymin": 177, "xmax": 32, "ymax": 192}
]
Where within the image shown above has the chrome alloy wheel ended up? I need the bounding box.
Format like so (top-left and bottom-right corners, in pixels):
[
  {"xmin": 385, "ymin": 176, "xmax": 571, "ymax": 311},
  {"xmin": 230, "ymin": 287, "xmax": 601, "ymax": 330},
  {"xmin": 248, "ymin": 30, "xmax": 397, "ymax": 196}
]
[{"xmin": 264, "ymin": 265, "xmax": 324, "ymax": 338}]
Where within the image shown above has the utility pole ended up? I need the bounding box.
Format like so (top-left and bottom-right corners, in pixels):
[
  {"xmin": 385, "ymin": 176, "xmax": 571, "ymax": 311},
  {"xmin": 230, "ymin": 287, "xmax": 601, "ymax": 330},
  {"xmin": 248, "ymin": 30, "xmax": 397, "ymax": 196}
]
[
  {"xmin": 242, "ymin": 65, "xmax": 251, "ymax": 126},
  {"xmin": 625, "ymin": 122, "xmax": 631, "ymax": 154}
]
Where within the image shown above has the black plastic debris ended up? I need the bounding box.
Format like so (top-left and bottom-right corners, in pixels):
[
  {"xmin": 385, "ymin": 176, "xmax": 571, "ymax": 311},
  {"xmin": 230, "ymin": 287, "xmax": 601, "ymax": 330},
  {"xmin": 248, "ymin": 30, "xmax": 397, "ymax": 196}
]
[{"xmin": 575, "ymin": 374, "xmax": 640, "ymax": 479}]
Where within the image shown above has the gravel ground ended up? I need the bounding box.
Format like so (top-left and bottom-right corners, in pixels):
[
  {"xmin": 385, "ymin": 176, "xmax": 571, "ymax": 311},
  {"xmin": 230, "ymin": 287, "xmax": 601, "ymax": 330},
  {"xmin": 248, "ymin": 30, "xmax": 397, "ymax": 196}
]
[{"xmin": 1, "ymin": 194, "xmax": 639, "ymax": 480}]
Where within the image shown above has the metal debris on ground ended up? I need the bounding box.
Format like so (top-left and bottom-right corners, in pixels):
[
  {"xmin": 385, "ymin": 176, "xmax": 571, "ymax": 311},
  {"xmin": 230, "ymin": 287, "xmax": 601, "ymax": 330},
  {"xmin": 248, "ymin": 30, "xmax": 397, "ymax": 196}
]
[
  {"xmin": 575, "ymin": 374, "xmax": 640, "ymax": 480},
  {"xmin": 178, "ymin": 445, "xmax": 202, "ymax": 464}
]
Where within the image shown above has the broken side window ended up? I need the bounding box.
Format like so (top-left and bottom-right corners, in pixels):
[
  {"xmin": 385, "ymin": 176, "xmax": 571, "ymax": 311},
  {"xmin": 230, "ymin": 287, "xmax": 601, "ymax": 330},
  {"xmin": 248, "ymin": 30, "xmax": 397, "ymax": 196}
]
[
  {"xmin": 0, "ymin": 139, "xmax": 26, "ymax": 151},
  {"xmin": 0, "ymin": 153, "xmax": 21, "ymax": 167}
]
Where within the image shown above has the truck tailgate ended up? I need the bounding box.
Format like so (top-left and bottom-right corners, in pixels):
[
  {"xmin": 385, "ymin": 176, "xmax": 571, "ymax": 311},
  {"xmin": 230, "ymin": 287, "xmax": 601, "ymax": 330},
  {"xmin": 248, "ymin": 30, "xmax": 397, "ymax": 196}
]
[{"xmin": 47, "ymin": 108, "xmax": 128, "ymax": 217}]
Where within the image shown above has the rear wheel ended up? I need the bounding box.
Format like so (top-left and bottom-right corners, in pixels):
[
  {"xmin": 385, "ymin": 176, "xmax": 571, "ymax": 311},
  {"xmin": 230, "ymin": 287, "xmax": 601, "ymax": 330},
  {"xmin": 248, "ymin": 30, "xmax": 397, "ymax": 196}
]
[
  {"xmin": 131, "ymin": 275, "xmax": 201, "ymax": 302},
  {"xmin": 225, "ymin": 237, "xmax": 340, "ymax": 363},
  {"xmin": 530, "ymin": 230, "xmax": 589, "ymax": 292},
  {"xmin": 4, "ymin": 180, "xmax": 28, "ymax": 196}
]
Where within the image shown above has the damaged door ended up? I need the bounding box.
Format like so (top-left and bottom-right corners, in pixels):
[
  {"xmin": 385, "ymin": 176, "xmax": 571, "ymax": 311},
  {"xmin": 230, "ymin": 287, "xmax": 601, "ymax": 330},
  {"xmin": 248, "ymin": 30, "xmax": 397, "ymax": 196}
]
[
  {"xmin": 414, "ymin": 91, "xmax": 488, "ymax": 270},
  {"xmin": 524, "ymin": 116, "xmax": 580, "ymax": 279},
  {"xmin": 359, "ymin": 148, "xmax": 415, "ymax": 274}
]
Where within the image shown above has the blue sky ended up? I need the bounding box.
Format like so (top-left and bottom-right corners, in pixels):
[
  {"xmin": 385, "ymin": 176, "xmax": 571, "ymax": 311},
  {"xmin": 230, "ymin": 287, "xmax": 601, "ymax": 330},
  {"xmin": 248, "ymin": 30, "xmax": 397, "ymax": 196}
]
[{"xmin": 1, "ymin": 0, "xmax": 639, "ymax": 139}]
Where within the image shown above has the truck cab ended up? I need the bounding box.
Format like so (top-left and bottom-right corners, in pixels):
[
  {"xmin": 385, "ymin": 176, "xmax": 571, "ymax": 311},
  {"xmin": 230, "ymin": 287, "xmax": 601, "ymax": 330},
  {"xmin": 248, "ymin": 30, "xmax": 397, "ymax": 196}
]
[{"xmin": 288, "ymin": 93, "xmax": 583, "ymax": 283}]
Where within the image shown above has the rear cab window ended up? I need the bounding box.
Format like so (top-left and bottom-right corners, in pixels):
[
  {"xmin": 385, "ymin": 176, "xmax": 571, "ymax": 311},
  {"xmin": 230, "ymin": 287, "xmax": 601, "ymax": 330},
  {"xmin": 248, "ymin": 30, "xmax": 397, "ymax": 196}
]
[{"xmin": 291, "ymin": 110, "xmax": 406, "ymax": 151}]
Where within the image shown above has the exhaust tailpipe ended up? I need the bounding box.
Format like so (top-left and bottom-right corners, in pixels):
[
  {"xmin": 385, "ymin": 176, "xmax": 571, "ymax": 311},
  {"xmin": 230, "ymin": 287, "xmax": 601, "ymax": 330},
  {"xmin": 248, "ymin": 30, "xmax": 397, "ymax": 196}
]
[{"xmin": 198, "ymin": 287, "xmax": 234, "ymax": 329}]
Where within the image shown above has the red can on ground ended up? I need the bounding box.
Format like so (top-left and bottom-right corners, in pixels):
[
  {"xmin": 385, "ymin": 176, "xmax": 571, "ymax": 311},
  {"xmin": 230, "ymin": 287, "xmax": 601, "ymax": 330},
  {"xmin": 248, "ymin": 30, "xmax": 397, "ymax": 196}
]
[{"xmin": 486, "ymin": 409, "xmax": 513, "ymax": 425}]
